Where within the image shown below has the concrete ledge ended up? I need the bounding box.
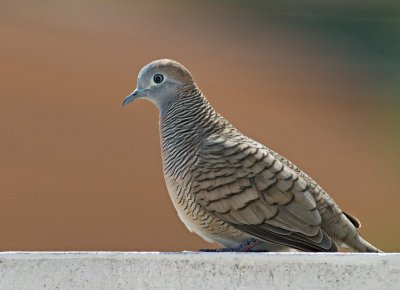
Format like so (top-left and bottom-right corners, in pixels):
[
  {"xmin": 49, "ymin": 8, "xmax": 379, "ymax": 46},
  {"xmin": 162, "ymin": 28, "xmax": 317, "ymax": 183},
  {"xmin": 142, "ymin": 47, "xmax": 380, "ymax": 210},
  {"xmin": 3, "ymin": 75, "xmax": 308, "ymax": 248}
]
[{"xmin": 0, "ymin": 252, "xmax": 398, "ymax": 290}]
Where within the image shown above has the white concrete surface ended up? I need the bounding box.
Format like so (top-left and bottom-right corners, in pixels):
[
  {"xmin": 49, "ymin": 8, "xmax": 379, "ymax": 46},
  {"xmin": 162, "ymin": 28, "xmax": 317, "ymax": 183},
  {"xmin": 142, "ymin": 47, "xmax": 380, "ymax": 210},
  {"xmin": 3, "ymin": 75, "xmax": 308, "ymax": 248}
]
[{"xmin": 0, "ymin": 252, "xmax": 398, "ymax": 290}]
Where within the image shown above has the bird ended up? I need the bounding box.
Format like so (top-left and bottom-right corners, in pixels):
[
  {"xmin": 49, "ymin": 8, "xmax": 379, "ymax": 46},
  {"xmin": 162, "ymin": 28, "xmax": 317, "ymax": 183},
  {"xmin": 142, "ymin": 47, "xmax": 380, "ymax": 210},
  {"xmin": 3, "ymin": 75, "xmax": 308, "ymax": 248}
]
[{"xmin": 122, "ymin": 59, "xmax": 381, "ymax": 252}]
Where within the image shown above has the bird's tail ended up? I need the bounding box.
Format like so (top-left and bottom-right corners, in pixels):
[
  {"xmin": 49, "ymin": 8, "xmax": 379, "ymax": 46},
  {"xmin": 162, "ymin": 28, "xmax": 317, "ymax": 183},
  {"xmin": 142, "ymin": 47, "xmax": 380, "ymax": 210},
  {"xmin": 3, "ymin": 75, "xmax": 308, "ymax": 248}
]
[{"xmin": 351, "ymin": 235, "xmax": 383, "ymax": 253}]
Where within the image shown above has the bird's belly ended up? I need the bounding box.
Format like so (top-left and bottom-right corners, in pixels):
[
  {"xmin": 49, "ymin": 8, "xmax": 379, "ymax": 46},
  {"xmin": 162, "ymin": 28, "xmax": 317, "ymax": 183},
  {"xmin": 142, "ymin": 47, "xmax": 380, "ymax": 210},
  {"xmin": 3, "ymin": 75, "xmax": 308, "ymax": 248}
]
[{"xmin": 164, "ymin": 177, "xmax": 246, "ymax": 247}]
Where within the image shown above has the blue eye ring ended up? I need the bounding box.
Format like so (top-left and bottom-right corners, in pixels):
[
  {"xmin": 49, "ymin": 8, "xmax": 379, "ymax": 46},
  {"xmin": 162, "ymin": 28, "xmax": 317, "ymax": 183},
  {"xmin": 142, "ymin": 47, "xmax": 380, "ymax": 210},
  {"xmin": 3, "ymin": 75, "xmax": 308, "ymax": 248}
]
[{"xmin": 153, "ymin": 74, "xmax": 164, "ymax": 84}]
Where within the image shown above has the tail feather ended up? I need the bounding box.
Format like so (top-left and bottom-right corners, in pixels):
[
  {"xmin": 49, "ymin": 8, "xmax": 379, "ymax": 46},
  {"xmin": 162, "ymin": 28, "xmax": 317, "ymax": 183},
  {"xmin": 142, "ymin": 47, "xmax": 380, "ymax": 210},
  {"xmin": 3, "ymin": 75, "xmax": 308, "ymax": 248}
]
[{"xmin": 351, "ymin": 235, "xmax": 382, "ymax": 253}]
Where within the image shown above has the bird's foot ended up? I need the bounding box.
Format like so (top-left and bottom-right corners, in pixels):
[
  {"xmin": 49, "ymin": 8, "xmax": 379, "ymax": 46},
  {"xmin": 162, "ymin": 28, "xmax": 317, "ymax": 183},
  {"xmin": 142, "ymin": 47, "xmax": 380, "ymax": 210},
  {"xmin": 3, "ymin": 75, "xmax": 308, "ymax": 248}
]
[{"xmin": 199, "ymin": 238, "xmax": 262, "ymax": 252}]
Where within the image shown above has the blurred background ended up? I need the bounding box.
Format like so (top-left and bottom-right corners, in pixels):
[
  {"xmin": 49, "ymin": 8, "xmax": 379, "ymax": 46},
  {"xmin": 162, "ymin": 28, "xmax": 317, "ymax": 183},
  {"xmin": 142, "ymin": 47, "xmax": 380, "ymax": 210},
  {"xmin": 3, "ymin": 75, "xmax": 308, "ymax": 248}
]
[{"xmin": 0, "ymin": 0, "xmax": 399, "ymax": 252}]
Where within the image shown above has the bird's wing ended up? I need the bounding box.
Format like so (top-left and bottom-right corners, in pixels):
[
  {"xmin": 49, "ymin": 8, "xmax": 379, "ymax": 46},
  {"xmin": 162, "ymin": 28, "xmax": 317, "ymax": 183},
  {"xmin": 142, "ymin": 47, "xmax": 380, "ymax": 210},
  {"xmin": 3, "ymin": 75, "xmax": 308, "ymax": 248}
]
[{"xmin": 193, "ymin": 134, "xmax": 338, "ymax": 252}]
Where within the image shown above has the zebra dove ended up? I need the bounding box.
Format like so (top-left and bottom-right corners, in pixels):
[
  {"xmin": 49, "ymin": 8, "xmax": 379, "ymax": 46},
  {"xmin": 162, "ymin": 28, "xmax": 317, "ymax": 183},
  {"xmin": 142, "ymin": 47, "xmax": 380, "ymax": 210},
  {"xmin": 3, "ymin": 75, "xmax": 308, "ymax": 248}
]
[{"xmin": 123, "ymin": 59, "xmax": 381, "ymax": 252}]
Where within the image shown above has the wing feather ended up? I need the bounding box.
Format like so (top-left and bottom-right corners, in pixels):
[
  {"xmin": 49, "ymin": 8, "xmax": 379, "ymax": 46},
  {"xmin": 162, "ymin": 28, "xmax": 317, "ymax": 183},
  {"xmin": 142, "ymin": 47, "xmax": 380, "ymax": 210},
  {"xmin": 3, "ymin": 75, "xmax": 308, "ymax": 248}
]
[{"xmin": 195, "ymin": 135, "xmax": 338, "ymax": 252}]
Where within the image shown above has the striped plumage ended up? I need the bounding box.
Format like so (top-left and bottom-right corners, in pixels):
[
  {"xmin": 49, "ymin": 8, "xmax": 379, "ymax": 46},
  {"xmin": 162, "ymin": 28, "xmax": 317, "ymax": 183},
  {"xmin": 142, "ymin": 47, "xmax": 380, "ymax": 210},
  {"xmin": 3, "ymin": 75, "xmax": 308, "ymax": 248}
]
[{"xmin": 123, "ymin": 59, "xmax": 381, "ymax": 252}]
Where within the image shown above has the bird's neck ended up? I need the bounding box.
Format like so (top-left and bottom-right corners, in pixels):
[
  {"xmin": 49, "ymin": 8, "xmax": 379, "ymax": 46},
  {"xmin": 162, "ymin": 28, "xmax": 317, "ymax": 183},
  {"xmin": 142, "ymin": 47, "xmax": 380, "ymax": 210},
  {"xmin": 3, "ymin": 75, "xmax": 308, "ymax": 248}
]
[
  {"xmin": 160, "ymin": 86, "xmax": 224, "ymax": 142},
  {"xmin": 159, "ymin": 87, "xmax": 229, "ymax": 173}
]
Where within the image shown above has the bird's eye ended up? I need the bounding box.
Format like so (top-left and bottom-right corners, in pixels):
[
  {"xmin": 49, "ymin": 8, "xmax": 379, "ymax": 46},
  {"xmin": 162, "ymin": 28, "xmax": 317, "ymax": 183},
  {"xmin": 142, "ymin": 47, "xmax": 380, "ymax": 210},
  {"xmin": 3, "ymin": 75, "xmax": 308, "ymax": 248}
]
[{"xmin": 153, "ymin": 74, "xmax": 164, "ymax": 84}]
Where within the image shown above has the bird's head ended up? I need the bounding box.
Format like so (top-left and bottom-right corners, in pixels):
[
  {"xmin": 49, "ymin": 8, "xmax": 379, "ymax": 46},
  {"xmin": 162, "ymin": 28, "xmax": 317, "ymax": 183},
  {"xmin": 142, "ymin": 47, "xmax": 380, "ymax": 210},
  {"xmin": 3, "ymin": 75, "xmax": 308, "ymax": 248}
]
[{"xmin": 122, "ymin": 59, "xmax": 196, "ymax": 109}]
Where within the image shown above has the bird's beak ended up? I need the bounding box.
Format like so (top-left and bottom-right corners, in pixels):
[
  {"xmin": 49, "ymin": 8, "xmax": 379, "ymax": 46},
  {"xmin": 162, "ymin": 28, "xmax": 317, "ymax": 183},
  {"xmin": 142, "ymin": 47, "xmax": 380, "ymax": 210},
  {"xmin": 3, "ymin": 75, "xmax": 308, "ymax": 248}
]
[{"xmin": 122, "ymin": 89, "xmax": 140, "ymax": 107}]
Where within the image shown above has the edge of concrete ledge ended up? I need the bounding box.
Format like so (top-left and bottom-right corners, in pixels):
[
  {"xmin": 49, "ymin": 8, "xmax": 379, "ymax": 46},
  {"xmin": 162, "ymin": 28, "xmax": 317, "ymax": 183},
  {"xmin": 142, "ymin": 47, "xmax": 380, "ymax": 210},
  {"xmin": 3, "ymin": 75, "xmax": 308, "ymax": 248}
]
[{"xmin": 1, "ymin": 252, "xmax": 399, "ymax": 290}]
